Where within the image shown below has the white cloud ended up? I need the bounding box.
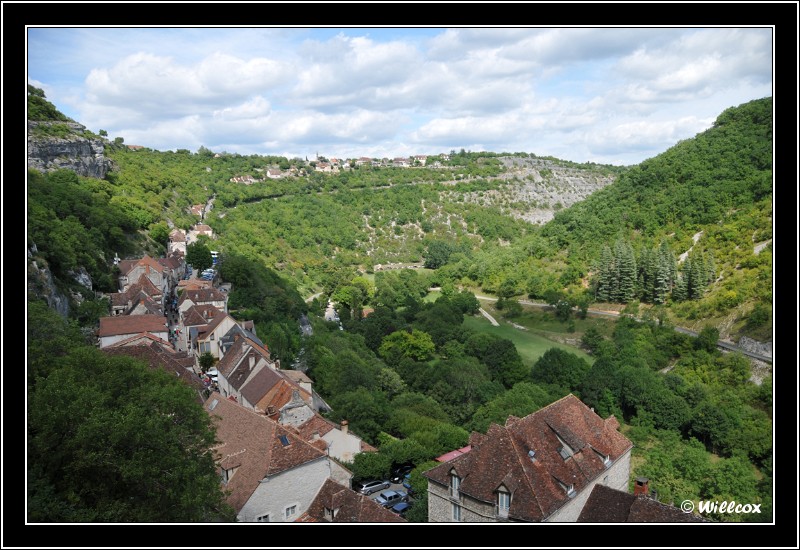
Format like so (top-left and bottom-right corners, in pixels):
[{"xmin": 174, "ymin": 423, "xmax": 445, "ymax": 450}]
[{"xmin": 29, "ymin": 27, "xmax": 771, "ymax": 164}]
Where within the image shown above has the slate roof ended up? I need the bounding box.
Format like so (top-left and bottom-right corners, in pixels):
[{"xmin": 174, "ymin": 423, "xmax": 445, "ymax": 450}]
[
  {"xmin": 98, "ymin": 315, "xmax": 168, "ymax": 337},
  {"xmin": 301, "ymin": 479, "xmax": 406, "ymax": 523},
  {"xmin": 578, "ymin": 484, "xmax": 707, "ymax": 523},
  {"xmin": 203, "ymin": 393, "xmax": 327, "ymax": 513},
  {"xmin": 423, "ymin": 394, "xmax": 633, "ymax": 522}
]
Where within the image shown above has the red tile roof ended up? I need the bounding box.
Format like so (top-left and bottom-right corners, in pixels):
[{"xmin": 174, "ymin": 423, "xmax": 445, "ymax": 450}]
[
  {"xmin": 302, "ymin": 479, "xmax": 406, "ymax": 523},
  {"xmin": 204, "ymin": 393, "xmax": 327, "ymax": 513},
  {"xmin": 98, "ymin": 315, "xmax": 168, "ymax": 337},
  {"xmin": 169, "ymin": 229, "xmax": 186, "ymax": 242},
  {"xmin": 179, "ymin": 288, "xmax": 226, "ymax": 306},
  {"xmin": 181, "ymin": 305, "xmax": 219, "ymax": 327},
  {"xmin": 435, "ymin": 445, "xmax": 471, "ymax": 462},
  {"xmin": 578, "ymin": 484, "xmax": 707, "ymax": 523},
  {"xmin": 423, "ymin": 394, "xmax": 633, "ymax": 522}
]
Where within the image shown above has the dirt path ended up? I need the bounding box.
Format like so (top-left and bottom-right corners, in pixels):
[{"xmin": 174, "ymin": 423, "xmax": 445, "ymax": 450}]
[{"xmin": 479, "ymin": 307, "xmax": 500, "ymax": 326}]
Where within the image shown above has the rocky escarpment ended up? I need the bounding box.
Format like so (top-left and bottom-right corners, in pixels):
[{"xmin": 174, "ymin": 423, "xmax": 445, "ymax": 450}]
[
  {"xmin": 28, "ymin": 121, "xmax": 114, "ymax": 179},
  {"xmin": 443, "ymin": 157, "xmax": 618, "ymax": 225},
  {"xmin": 27, "ymin": 243, "xmax": 71, "ymax": 318}
]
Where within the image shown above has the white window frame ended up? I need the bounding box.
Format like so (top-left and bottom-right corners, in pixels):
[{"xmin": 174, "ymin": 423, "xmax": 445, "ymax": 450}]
[
  {"xmin": 256, "ymin": 514, "xmax": 270, "ymax": 522},
  {"xmin": 450, "ymin": 473, "xmax": 461, "ymax": 498},
  {"xmin": 285, "ymin": 504, "xmax": 297, "ymax": 519},
  {"xmin": 497, "ymin": 491, "xmax": 511, "ymax": 516},
  {"xmin": 452, "ymin": 502, "xmax": 461, "ymax": 522}
]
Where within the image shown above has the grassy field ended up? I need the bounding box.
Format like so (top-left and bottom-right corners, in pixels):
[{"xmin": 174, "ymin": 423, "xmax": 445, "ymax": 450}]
[{"xmin": 463, "ymin": 315, "xmax": 596, "ymax": 366}]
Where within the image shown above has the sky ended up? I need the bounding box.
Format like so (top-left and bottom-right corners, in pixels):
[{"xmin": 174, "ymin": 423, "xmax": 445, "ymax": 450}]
[{"xmin": 26, "ymin": 26, "xmax": 773, "ymax": 166}]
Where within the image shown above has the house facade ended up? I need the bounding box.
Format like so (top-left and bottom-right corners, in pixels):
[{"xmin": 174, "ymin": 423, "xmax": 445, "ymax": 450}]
[{"xmin": 424, "ymin": 394, "xmax": 632, "ymax": 523}]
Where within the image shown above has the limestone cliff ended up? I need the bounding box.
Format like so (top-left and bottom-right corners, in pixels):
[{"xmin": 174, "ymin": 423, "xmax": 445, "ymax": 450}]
[
  {"xmin": 28, "ymin": 121, "xmax": 114, "ymax": 179},
  {"xmin": 442, "ymin": 157, "xmax": 619, "ymax": 225}
]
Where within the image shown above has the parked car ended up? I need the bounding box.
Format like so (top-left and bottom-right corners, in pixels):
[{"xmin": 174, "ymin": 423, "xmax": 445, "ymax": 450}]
[
  {"xmin": 391, "ymin": 501, "xmax": 411, "ymax": 517},
  {"xmin": 206, "ymin": 368, "xmax": 219, "ymax": 382},
  {"xmin": 375, "ymin": 490, "xmax": 408, "ymax": 508},
  {"xmin": 390, "ymin": 464, "xmax": 414, "ymax": 484},
  {"xmin": 355, "ymin": 480, "xmax": 390, "ymax": 495}
]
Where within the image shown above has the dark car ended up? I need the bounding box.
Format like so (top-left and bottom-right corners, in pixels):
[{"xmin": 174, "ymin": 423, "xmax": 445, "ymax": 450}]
[
  {"xmin": 390, "ymin": 464, "xmax": 414, "ymax": 484},
  {"xmin": 402, "ymin": 473, "xmax": 413, "ymax": 493},
  {"xmin": 391, "ymin": 501, "xmax": 411, "ymax": 517},
  {"xmin": 355, "ymin": 479, "xmax": 391, "ymax": 495}
]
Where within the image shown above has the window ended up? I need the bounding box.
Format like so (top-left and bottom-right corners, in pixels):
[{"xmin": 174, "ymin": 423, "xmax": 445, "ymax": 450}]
[
  {"xmin": 256, "ymin": 514, "xmax": 269, "ymax": 522},
  {"xmin": 497, "ymin": 491, "xmax": 511, "ymax": 517},
  {"xmin": 452, "ymin": 503, "xmax": 461, "ymax": 522},
  {"xmin": 566, "ymin": 484, "xmax": 576, "ymax": 498},
  {"xmin": 210, "ymin": 333, "xmax": 215, "ymax": 340},
  {"xmin": 221, "ymin": 467, "xmax": 236, "ymax": 484},
  {"xmin": 450, "ymin": 473, "xmax": 461, "ymax": 498},
  {"xmin": 285, "ymin": 505, "xmax": 297, "ymax": 519}
]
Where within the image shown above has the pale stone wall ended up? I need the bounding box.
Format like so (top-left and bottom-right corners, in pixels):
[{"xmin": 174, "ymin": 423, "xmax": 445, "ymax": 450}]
[
  {"xmin": 546, "ymin": 448, "xmax": 631, "ymax": 522},
  {"xmin": 427, "ymin": 448, "xmax": 632, "ymax": 523},
  {"xmin": 236, "ymin": 457, "xmax": 329, "ymax": 522},
  {"xmin": 323, "ymin": 429, "xmax": 363, "ymax": 463}
]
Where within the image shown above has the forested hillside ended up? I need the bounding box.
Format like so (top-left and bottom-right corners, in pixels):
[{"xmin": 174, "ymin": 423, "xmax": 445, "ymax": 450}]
[
  {"xmin": 446, "ymin": 97, "xmax": 773, "ymax": 342},
  {"xmin": 27, "ymin": 88, "xmax": 772, "ymax": 523}
]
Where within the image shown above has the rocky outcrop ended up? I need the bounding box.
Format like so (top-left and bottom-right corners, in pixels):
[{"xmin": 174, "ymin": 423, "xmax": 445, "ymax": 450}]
[
  {"xmin": 27, "ymin": 243, "xmax": 71, "ymax": 318},
  {"xmin": 738, "ymin": 336, "xmax": 772, "ymax": 360},
  {"xmin": 28, "ymin": 121, "xmax": 114, "ymax": 179},
  {"xmin": 444, "ymin": 157, "xmax": 617, "ymax": 225}
]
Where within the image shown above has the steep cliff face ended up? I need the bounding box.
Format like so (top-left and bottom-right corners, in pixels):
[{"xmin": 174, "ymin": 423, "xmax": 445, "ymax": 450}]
[
  {"xmin": 27, "ymin": 243, "xmax": 71, "ymax": 318},
  {"xmin": 442, "ymin": 157, "xmax": 618, "ymax": 225},
  {"xmin": 28, "ymin": 121, "xmax": 114, "ymax": 179}
]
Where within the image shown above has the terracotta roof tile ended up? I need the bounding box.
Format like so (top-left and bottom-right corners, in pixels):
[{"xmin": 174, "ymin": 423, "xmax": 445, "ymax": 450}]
[
  {"xmin": 423, "ymin": 394, "xmax": 633, "ymax": 522},
  {"xmin": 204, "ymin": 393, "xmax": 326, "ymax": 513},
  {"xmin": 98, "ymin": 315, "xmax": 168, "ymax": 337},
  {"xmin": 578, "ymin": 484, "xmax": 707, "ymax": 522},
  {"xmin": 303, "ymin": 479, "xmax": 406, "ymax": 523}
]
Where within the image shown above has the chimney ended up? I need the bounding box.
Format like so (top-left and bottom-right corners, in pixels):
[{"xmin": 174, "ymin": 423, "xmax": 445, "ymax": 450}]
[
  {"xmin": 341, "ymin": 420, "xmax": 349, "ymax": 435},
  {"xmin": 249, "ymin": 355, "xmax": 255, "ymax": 369},
  {"xmin": 634, "ymin": 477, "xmax": 650, "ymax": 496}
]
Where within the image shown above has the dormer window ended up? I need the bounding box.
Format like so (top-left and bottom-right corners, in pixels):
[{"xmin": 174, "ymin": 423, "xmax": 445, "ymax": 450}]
[
  {"xmin": 450, "ymin": 472, "xmax": 461, "ymax": 499},
  {"xmin": 497, "ymin": 489, "xmax": 511, "ymax": 518},
  {"xmin": 555, "ymin": 478, "xmax": 576, "ymax": 498},
  {"xmin": 221, "ymin": 466, "xmax": 237, "ymax": 484}
]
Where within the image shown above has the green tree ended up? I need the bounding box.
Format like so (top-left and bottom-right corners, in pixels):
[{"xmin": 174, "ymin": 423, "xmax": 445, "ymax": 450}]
[
  {"xmin": 186, "ymin": 241, "xmax": 213, "ymax": 272},
  {"xmin": 199, "ymin": 352, "xmax": 215, "ymax": 373},
  {"xmin": 531, "ymin": 348, "xmax": 591, "ymax": 391},
  {"xmin": 27, "ymin": 346, "xmax": 235, "ymax": 522},
  {"xmin": 423, "ymin": 240, "xmax": 455, "ymax": 269},
  {"xmin": 379, "ymin": 330, "xmax": 436, "ymax": 364}
]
